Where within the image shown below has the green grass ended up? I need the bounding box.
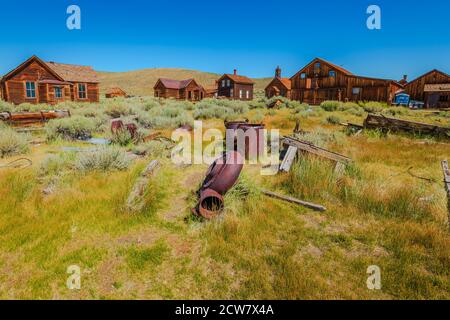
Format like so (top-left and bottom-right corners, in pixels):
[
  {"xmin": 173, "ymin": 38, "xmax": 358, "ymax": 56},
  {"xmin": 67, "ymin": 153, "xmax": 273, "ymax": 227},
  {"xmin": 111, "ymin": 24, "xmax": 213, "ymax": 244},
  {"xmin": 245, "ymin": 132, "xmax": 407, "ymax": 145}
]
[{"xmin": 0, "ymin": 99, "xmax": 449, "ymax": 299}]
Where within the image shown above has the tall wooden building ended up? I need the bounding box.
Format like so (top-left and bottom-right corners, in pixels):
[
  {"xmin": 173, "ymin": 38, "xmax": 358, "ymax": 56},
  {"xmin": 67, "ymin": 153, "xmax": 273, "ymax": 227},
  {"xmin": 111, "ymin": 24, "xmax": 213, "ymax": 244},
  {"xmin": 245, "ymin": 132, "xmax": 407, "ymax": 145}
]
[
  {"xmin": 265, "ymin": 66, "xmax": 291, "ymax": 99},
  {"xmin": 404, "ymin": 69, "xmax": 450, "ymax": 109},
  {"xmin": 217, "ymin": 70, "xmax": 254, "ymax": 100},
  {"xmin": 154, "ymin": 78, "xmax": 205, "ymax": 101},
  {"xmin": 290, "ymin": 58, "xmax": 403, "ymax": 105},
  {"xmin": 0, "ymin": 55, "xmax": 99, "ymax": 105}
]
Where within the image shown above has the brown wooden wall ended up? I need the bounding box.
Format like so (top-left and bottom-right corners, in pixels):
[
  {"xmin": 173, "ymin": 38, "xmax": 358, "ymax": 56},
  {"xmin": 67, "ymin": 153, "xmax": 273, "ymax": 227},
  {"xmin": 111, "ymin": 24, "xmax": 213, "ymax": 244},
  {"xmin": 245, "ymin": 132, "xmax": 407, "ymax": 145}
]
[
  {"xmin": 291, "ymin": 60, "xmax": 400, "ymax": 104},
  {"xmin": 404, "ymin": 70, "xmax": 450, "ymax": 101},
  {"xmin": 265, "ymin": 78, "xmax": 291, "ymax": 99},
  {"xmin": 0, "ymin": 61, "xmax": 99, "ymax": 105},
  {"xmin": 217, "ymin": 75, "xmax": 254, "ymax": 100}
]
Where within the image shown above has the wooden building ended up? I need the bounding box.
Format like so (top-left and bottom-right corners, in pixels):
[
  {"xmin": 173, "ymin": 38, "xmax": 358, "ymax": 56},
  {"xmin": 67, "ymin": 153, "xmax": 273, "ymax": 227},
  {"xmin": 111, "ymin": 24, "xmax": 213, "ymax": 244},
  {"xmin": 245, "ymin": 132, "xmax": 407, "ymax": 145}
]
[
  {"xmin": 265, "ymin": 66, "xmax": 291, "ymax": 99},
  {"xmin": 217, "ymin": 70, "xmax": 254, "ymax": 100},
  {"xmin": 0, "ymin": 55, "xmax": 99, "ymax": 105},
  {"xmin": 404, "ymin": 69, "xmax": 450, "ymax": 109},
  {"xmin": 290, "ymin": 58, "xmax": 403, "ymax": 105},
  {"xmin": 154, "ymin": 78, "xmax": 205, "ymax": 101},
  {"xmin": 105, "ymin": 87, "xmax": 128, "ymax": 98}
]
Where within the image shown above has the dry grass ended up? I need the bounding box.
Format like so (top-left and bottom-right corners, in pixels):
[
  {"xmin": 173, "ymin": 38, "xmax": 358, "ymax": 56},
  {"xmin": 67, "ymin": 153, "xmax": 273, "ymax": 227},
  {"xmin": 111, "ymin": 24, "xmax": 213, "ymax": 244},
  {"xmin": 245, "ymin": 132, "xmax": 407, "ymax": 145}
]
[{"xmin": 0, "ymin": 101, "xmax": 449, "ymax": 299}]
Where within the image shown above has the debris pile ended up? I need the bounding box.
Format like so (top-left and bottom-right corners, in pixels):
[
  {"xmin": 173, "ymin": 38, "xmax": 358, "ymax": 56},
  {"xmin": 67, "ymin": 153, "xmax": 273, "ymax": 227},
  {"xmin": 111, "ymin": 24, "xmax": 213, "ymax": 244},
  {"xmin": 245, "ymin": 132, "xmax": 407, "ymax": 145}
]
[{"xmin": 0, "ymin": 110, "xmax": 70, "ymax": 127}]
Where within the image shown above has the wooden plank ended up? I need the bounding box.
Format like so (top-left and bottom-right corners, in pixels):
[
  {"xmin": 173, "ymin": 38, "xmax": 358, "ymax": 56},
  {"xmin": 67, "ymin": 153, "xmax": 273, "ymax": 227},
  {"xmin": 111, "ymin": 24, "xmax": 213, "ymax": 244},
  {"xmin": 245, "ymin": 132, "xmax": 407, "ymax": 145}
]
[
  {"xmin": 279, "ymin": 146, "xmax": 298, "ymax": 172},
  {"xmin": 441, "ymin": 160, "xmax": 450, "ymax": 229},
  {"xmin": 261, "ymin": 189, "xmax": 326, "ymax": 212},
  {"xmin": 283, "ymin": 136, "xmax": 352, "ymax": 164}
]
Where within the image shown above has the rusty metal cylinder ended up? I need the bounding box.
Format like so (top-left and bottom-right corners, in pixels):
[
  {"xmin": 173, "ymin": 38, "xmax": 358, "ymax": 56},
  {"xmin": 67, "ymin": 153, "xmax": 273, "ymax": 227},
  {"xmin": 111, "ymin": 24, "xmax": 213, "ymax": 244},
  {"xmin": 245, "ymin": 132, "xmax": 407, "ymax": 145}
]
[{"xmin": 225, "ymin": 121, "xmax": 265, "ymax": 160}]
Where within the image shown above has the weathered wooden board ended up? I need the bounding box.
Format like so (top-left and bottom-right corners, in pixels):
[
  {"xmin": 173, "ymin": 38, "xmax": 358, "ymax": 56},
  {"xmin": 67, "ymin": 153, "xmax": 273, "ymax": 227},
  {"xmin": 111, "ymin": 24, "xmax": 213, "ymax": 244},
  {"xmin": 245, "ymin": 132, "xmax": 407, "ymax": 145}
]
[
  {"xmin": 283, "ymin": 136, "xmax": 352, "ymax": 164},
  {"xmin": 364, "ymin": 114, "xmax": 450, "ymax": 138},
  {"xmin": 261, "ymin": 189, "xmax": 326, "ymax": 212},
  {"xmin": 279, "ymin": 146, "xmax": 298, "ymax": 172}
]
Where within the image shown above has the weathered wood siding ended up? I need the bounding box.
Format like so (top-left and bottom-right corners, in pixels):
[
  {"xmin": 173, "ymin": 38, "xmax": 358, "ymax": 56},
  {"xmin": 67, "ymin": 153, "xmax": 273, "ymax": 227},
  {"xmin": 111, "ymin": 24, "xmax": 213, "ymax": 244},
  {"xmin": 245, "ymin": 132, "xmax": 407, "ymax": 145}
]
[
  {"xmin": 265, "ymin": 78, "xmax": 291, "ymax": 98},
  {"xmin": 291, "ymin": 59, "xmax": 401, "ymax": 104},
  {"xmin": 217, "ymin": 75, "xmax": 254, "ymax": 101}
]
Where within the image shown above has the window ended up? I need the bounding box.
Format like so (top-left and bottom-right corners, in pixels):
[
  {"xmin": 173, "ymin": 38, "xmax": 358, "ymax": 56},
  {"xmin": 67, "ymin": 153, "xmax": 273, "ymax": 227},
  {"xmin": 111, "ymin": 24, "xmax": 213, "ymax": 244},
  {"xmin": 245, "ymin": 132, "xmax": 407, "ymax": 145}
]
[
  {"xmin": 25, "ymin": 81, "xmax": 36, "ymax": 98},
  {"xmin": 314, "ymin": 62, "xmax": 321, "ymax": 69},
  {"xmin": 329, "ymin": 70, "xmax": 336, "ymax": 78},
  {"xmin": 222, "ymin": 80, "xmax": 226, "ymax": 87},
  {"xmin": 300, "ymin": 73, "xmax": 306, "ymax": 79},
  {"xmin": 54, "ymin": 87, "xmax": 63, "ymax": 98},
  {"xmin": 439, "ymin": 95, "xmax": 449, "ymax": 102},
  {"xmin": 239, "ymin": 90, "xmax": 243, "ymax": 99},
  {"xmin": 352, "ymin": 87, "xmax": 361, "ymax": 95},
  {"xmin": 230, "ymin": 88, "xmax": 234, "ymax": 97},
  {"xmin": 78, "ymin": 84, "xmax": 87, "ymax": 99},
  {"xmin": 246, "ymin": 90, "xmax": 249, "ymax": 99},
  {"xmin": 227, "ymin": 79, "xmax": 230, "ymax": 87}
]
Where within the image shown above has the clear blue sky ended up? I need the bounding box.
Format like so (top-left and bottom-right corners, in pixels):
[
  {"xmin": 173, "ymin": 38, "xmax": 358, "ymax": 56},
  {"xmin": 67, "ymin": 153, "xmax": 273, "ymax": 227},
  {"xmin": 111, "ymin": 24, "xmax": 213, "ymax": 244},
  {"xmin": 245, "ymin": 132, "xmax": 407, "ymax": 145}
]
[{"xmin": 0, "ymin": 0, "xmax": 449, "ymax": 80}]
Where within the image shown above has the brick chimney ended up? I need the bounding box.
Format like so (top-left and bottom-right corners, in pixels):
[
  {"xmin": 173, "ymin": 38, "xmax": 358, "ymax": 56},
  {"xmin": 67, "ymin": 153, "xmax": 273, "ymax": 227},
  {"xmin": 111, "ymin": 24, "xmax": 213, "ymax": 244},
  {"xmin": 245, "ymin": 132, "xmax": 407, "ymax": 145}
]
[
  {"xmin": 233, "ymin": 69, "xmax": 237, "ymax": 75},
  {"xmin": 275, "ymin": 66, "xmax": 281, "ymax": 78},
  {"xmin": 399, "ymin": 75, "xmax": 408, "ymax": 85}
]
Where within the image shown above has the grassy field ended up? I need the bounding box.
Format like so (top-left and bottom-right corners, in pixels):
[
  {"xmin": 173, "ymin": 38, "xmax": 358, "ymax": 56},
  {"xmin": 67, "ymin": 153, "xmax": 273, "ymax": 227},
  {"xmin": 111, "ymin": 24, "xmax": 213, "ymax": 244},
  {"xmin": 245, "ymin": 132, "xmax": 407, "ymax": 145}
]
[
  {"xmin": 0, "ymin": 97, "xmax": 449, "ymax": 299},
  {"xmin": 98, "ymin": 68, "xmax": 271, "ymax": 96}
]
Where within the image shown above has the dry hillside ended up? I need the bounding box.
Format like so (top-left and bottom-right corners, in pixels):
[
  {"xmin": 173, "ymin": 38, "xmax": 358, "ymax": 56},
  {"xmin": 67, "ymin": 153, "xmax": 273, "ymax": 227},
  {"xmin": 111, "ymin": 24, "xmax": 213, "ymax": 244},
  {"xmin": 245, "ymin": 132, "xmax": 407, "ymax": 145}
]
[{"xmin": 98, "ymin": 68, "xmax": 271, "ymax": 96}]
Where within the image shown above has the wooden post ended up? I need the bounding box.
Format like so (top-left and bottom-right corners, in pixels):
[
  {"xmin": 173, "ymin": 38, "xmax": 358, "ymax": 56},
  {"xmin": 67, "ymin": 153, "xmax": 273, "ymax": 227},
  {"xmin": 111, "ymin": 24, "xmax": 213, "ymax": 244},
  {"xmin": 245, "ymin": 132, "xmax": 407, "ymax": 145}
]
[
  {"xmin": 279, "ymin": 146, "xmax": 298, "ymax": 172},
  {"xmin": 441, "ymin": 160, "xmax": 450, "ymax": 229},
  {"xmin": 261, "ymin": 189, "xmax": 326, "ymax": 212}
]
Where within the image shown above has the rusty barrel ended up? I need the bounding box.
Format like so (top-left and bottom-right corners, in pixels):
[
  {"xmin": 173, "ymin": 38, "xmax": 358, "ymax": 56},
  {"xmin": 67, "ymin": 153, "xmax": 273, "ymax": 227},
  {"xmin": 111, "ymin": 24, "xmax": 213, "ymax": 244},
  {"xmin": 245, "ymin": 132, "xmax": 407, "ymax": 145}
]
[{"xmin": 224, "ymin": 121, "xmax": 265, "ymax": 160}]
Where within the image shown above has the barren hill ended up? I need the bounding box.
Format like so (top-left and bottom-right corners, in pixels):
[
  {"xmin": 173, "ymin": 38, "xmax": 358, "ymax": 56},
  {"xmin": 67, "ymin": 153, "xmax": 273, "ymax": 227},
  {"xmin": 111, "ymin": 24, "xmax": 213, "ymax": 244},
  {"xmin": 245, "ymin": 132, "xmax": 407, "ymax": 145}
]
[{"xmin": 98, "ymin": 68, "xmax": 271, "ymax": 97}]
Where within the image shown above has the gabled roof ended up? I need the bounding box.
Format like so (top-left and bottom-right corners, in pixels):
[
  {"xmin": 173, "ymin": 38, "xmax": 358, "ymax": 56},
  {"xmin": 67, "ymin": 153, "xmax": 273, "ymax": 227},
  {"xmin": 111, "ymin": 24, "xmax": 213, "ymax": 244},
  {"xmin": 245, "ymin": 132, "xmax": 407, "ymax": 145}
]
[
  {"xmin": 106, "ymin": 87, "xmax": 127, "ymax": 95},
  {"xmin": 291, "ymin": 58, "xmax": 353, "ymax": 80},
  {"xmin": 405, "ymin": 69, "xmax": 450, "ymax": 87},
  {"xmin": 218, "ymin": 73, "xmax": 254, "ymax": 85},
  {"xmin": 155, "ymin": 78, "xmax": 202, "ymax": 90},
  {"xmin": 45, "ymin": 61, "xmax": 99, "ymax": 83},
  {"xmin": 265, "ymin": 77, "xmax": 291, "ymax": 90},
  {"xmin": 1, "ymin": 55, "xmax": 99, "ymax": 83},
  {"xmin": 1, "ymin": 55, "xmax": 64, "ymax": 82}
]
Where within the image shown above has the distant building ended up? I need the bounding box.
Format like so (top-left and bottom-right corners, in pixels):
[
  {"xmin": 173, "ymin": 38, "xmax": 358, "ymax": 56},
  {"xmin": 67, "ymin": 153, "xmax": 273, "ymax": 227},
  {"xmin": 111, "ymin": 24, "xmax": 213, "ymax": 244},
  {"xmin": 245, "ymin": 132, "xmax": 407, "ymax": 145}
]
[
  {"xmin": 154, "ymin": 78, "xmax": 205, "ymax": 101},
  {"xmin": 0, "ymin": 55, "xmax": 99, "ymax": 105},
  {"xmin": 265, "ymin": 66, "xmax": 291, "ymax": 99},
  {"xmin": 105, "ymin": 87, "xmax": 128, "ymax": 98},
  {"xmin": 217, "ymin": 70, "xmax": 254, "ymax": 101},
  {"xmin": 404, "ymin": 69, "xmax": 450, "ymax": 109},
  {"xmin": 290, "ymin": 58, "xmax": 403, "ymax": 105}
]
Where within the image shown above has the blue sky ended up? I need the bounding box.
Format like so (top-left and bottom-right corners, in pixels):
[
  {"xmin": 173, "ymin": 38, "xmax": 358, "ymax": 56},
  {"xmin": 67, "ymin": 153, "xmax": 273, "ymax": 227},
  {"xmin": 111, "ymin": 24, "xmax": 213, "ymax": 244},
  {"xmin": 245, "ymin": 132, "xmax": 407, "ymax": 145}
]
[{"xmin": 0, "ymin": 0, "xmax": 449, "ymax": 80}]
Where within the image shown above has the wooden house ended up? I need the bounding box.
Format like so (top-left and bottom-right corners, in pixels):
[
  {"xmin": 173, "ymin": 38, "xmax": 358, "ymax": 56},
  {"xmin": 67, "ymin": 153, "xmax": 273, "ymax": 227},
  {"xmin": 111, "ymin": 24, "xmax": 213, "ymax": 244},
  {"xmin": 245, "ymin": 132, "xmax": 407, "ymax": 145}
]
[
  {"xmin": 0, "ymin": 55, "xmax": 99, "ymax": 105},
  {"xmin": 265, "ymin": 66, "xmax": 291, "ymax": 99},
  {"xmin": 154, "ymin": 78, "xmax": 205, "ymax": 101},
  {"xmin": 290, "ymin": 58, "xmax": 403, "ymax": 105},
  {"xmin": 217, "ymin": 70, "xmax": 254, "ymax": 100},
  {"xmin": 105, "ymin": 87, "xmax": 128, "ymax": 98},
  {"xmin": 404, "ymin": 69, "xmax": 450, "ymax": 109}
]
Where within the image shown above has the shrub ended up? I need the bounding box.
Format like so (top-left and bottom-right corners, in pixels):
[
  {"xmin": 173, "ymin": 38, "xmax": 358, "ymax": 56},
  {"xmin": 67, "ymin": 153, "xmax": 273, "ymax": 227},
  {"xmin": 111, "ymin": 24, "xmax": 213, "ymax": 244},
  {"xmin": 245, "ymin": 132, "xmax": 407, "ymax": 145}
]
[
  {"xmin": 46, "ymin": 116, "xmax": 97, "ymax": 141},
  {"xmin": 248, "ymin": 110, "xmax": 265, "ymax": 123},
  {"xmin": 193, "ymin": 99, "xmax": 249, "ymax": 120},
  {"xmin": 144, "ymin": 106, "xmax": 193, "ymax": 129},
  {"xmin": 326, "ymin": 115, "xmax": 343, "ymax": 125},
  {"xmin": 104, "ymin": 101, "xmax": 132, "ymax": 118},
  {"xmin": 0, "ymin": 128, "xmax": 29, "ymax": 158},
  {"xmin": 75, "ymin": 146, "xmax": 131, "ymax": 171},
  {"xmin": 295, "ymin": 128, "xmax": 346, "ymax": 147},
  {"xmin": 39, "ymin": 153, "xmax": 74, "ymax": 176},
  {"xmin": 320, "ymin": 100, "xmax": 342, "ymax": 111},
  {"xmin": 132, "ymin": 140, "xmax": 173, "ymax": 157},
  {"xmin": 110, "ymin": 128, "xmax": 133, "ymax": 146},
  {"xmin": 362, "ymin": 101, "xmax": 384, "ymax": 113},
  {"xmin": 382, "ymin": 107, "xmax": 409, "ymax": 116}
]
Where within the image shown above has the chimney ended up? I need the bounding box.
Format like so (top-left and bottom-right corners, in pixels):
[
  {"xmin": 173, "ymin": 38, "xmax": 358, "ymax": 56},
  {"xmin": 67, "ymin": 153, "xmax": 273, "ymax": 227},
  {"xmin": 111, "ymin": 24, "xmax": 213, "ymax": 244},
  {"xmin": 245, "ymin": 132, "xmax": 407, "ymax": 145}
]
[
  {"xmin": 403, "ymin": 75, "xmax": 408, "ymax": 81},
  {"xmin": 233, "ymin": 69, "xmax": 237, "ymax": 75},
  {"xmin": 275, "ymin": 66, "xmax": 281, "ymax": 78}
]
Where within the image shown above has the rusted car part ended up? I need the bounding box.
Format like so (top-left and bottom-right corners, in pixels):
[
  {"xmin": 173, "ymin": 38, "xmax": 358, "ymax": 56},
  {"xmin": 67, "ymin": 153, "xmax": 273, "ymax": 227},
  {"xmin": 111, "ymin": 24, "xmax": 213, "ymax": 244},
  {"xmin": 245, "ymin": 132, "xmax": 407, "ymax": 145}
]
[
  {"xmin": 194, "ymin": 151, "xmax": 244, "ymax": 219},
  {"xmin": 224, "ymin": 120, "xmax": 265, "ymax": 159},
  {"xmin": 111, "ymin": 119, "xmax": 138, "ymax": 139},
  {"xmin": 0, "ymin": 110, "xmax": 70, "ymax": 127}
]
